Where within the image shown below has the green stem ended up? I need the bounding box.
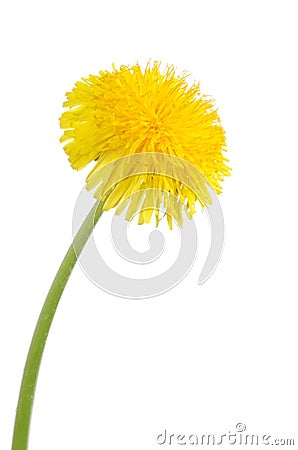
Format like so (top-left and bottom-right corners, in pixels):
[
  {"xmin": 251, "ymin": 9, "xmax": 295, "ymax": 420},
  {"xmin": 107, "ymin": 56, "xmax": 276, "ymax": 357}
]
[{"xmin": 12, "ymin": 197, "xmax": 106, "ymax": 450}]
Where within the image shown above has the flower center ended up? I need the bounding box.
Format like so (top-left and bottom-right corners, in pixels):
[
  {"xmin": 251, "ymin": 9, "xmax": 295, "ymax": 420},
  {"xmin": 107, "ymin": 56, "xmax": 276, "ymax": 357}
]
[{"xmin": 145, "ymin": 114, "xmax": 164, "ymax": 138}]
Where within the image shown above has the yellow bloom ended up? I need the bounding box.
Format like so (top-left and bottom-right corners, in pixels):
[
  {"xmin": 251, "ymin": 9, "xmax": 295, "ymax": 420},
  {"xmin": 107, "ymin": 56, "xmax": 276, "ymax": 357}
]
[{"xmin": 60, "ymin": 61, "xmax": 230, "ymax": 228}]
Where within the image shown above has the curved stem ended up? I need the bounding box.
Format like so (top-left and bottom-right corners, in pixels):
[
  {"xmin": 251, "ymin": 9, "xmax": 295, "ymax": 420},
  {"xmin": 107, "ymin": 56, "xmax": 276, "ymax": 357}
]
[{"xmin": 12, "ymin": 197, "xmax": 106, "ymax": 450}]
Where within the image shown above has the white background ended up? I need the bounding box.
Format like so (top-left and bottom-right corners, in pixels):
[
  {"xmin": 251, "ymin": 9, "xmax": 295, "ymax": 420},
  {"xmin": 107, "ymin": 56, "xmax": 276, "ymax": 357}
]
[{"xmin": 1, "ymin": 1, "xmax": 298, "ymax": 449}]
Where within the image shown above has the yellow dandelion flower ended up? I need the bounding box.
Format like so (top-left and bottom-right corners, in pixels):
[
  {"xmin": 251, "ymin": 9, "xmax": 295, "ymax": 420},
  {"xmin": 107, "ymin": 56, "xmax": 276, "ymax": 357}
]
[
  {"xmin": 60, "ymin": 61, "xmax": 230, "ymax": 228},
  {"xmin": 12, "ymin": 62, "xmax": 232, "ymax": 450}
]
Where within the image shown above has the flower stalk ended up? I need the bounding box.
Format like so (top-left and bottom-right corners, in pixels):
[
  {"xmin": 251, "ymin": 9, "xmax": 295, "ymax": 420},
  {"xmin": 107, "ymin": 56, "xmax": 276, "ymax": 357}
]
[{"xmin": 12, "ymin": 197, "xmax": 106, "ymax": 450}]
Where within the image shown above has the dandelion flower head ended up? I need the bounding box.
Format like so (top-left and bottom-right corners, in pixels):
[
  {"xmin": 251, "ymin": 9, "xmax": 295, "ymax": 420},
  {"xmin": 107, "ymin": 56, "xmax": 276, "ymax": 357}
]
[{"xmin": 60, "ymin": 61, "xmax": 230, "ymax": 228}]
